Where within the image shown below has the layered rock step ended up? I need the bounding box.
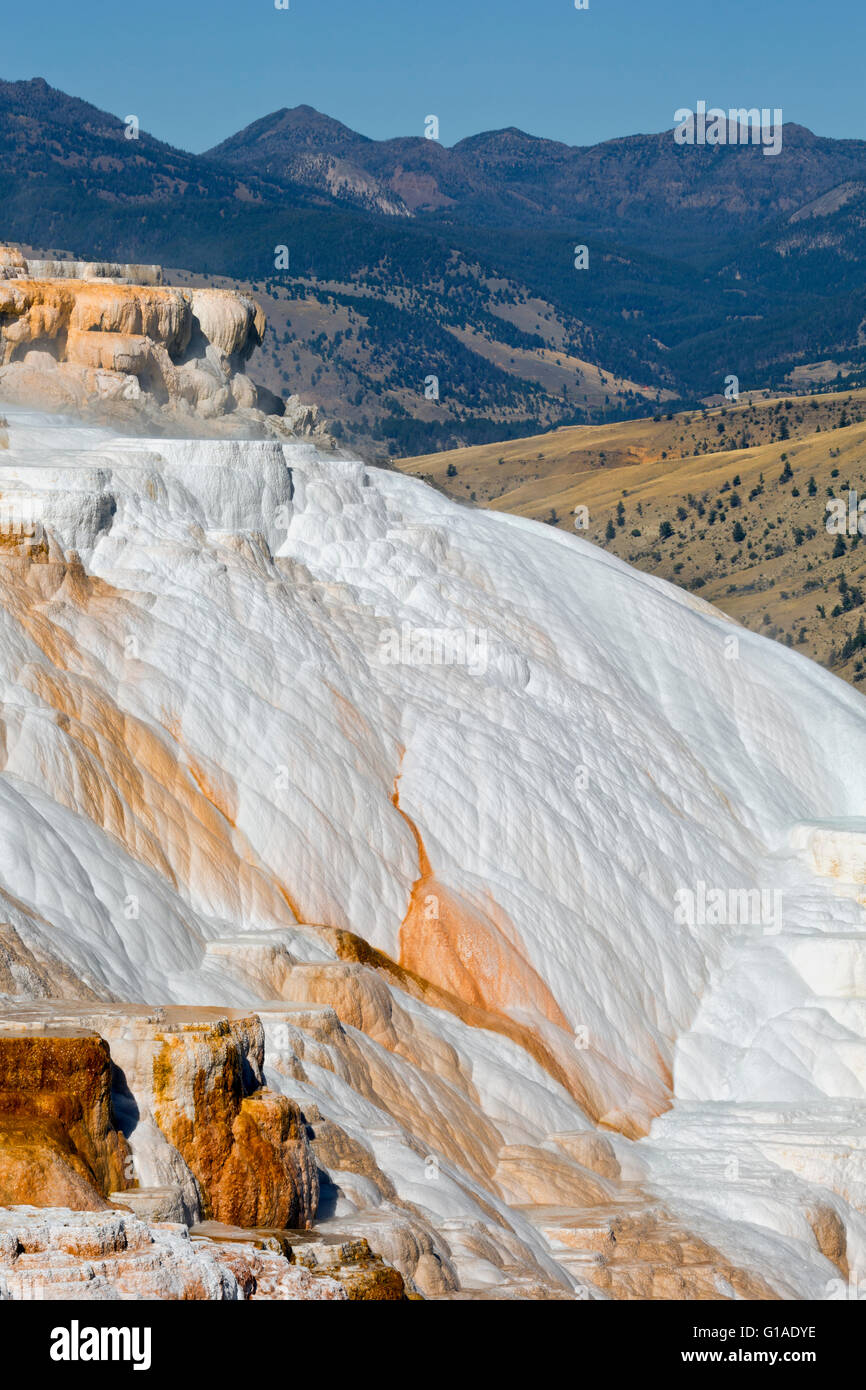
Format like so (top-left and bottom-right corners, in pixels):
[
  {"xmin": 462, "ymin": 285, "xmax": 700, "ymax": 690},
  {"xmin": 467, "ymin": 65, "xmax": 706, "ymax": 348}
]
[
  {"xmin": 511, "ymin": 1126, "xmax": 783, "ymax": 1300},
  {"xmin": 0, "ymin": 247, "xmax": 163, "ymax": 285},
  {"xmin": 0, "ymin": 1206, "xmax": 348, "ymax": 1301},
  {"xmin": 646, "ymin": 1099, "xmax": 866, "ymax": 1221},
  {"xmin": 108, "ymin": 1186, "xmax": 187, "ymax": 1224},
  {"xmin": 772, "ymin": 931, "xmax": 866, "ymax": 1000},
  {"xmin": 659, "ymin": 834, "xmax": 866, "ymax": 1211},
  {"xmin": 191, "ymin": 1221, "xmax": 408, "ymax": 1300},
  {"xmin": 528, "ymin": 1199, "xmax": 779, "ymax": 1300}
]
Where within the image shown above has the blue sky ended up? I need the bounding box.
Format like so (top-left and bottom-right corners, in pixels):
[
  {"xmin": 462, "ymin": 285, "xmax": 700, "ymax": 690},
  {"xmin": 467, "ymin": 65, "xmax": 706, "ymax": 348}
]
[{"xmin": 3, "ymin": 0, "xmax": 864, "ymax": 151}]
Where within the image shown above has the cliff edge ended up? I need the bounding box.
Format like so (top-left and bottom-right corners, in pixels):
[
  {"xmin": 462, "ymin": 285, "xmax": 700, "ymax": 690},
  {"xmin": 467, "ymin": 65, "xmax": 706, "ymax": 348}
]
[{"xmin": 0, "ymin": 244, "xmax": 333, "ymax": 444}]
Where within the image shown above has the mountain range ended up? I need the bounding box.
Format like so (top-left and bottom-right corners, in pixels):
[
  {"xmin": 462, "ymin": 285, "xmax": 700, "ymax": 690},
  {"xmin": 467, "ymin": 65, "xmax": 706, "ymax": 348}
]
[
  {"xmin": 3, "ymin": 77, "xmax": 866, "ymax": 454},
  {"xmin": 206, "ymin": 103, "xmax": 866, "ymax": 250}
]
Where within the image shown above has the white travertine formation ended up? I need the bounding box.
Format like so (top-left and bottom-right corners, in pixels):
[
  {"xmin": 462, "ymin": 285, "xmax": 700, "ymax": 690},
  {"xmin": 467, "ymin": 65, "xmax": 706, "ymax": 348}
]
[
  {"xmin": 22, "ymin": 261, "xmax": 164, "ymax": 286},
  {"xmin": 0, "ymin": 248, "xmax": 330, "ymax": 444},
  {"xmin": 0, "ymin": 409, "xmax": 864, "ymax": 1298},
  {"xmin": 0, "ymin": 247, "xmax": 163, "ymax": 286}
]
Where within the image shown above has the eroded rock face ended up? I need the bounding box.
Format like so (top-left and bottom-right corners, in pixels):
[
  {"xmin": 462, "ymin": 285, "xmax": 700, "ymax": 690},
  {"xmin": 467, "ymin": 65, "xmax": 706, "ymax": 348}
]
[
  {"xmin": 494, "ymin": 1144, "xmax": 616, "ymax": 1207},
  {"xmin": 0, "ymin": 1029, "xmax": 130, "ymax": 1209},
  {"xmin": 292, "ymin": 1236, "xmax": 406, "ymax": 1300},
  {"xmin": 0, "ymin": 922, "xmax": 101, "ymax": 1001},
  {"xmin": 150, "ymin": 1012, "xmax": 319, "ymax": 1228},
  {"xmin": 546, "ymin": 1131, "xmax": 622, "ymax": 1180},
  {"xmin": 0, "ymin": 279, "xmax": 257, "ymax": 427},
  {"xmin": 0, "ymin": 1006, "xmax": 318, "ymax": 1230},
  {"xmin": 536, "ymin": 1204, "xmax": 781, "ymax": 1301},
  {"xmin": 0, "ymin": 247, "xmax": 29, "ymax": 280},
  {"xmin": 0, "ymin": 247, "xmax": 332, "ymax": 444}
]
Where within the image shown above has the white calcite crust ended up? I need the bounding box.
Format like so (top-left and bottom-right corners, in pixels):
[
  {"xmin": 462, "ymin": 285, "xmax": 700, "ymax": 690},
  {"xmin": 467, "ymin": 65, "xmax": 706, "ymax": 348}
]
[{"xmin": 0, "ymin": 409, "xmax": 864, "ymax": 1298}]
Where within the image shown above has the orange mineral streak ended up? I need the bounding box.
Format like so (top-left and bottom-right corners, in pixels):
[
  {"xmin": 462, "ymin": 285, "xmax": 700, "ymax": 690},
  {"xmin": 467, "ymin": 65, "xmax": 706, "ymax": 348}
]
[
  {"xmin": 392, "ymin": 783, "xmax": 570, "ymax": 1027},
  {"xmin": 390, "ymin": 783, "xmax": 668, "ymax": 1137},
  {"xmin": 187, "ymin": 761, "xmax": 238, "ymax": 830},
  {"xmin": 0, "ymin": 552, "xmax": 304, "ymax": 926}
]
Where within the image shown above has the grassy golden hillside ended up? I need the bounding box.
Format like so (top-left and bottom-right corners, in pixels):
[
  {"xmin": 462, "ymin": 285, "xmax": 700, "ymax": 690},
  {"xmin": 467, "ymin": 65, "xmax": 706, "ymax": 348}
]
[{"xmin": 397, "ymin": 390, "xmax": 866, "ymax": 688}]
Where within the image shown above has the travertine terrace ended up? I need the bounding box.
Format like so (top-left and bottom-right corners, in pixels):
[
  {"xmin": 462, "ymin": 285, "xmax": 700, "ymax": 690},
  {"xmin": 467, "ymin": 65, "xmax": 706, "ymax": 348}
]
[
  {"xmin": 0, "ymin": 403, "xmax": 864, "ymax": 1300},
  {"xmin": 0, "ymin": 245, "xmax": 331, "ymax": 443}
]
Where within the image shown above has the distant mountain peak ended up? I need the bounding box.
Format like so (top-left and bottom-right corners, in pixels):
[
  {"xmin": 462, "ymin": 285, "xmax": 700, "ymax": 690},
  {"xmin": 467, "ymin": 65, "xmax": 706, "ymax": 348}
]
[{"xmin": 206, "ymin": 104, "xmax": 371, "ymax": 159}]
